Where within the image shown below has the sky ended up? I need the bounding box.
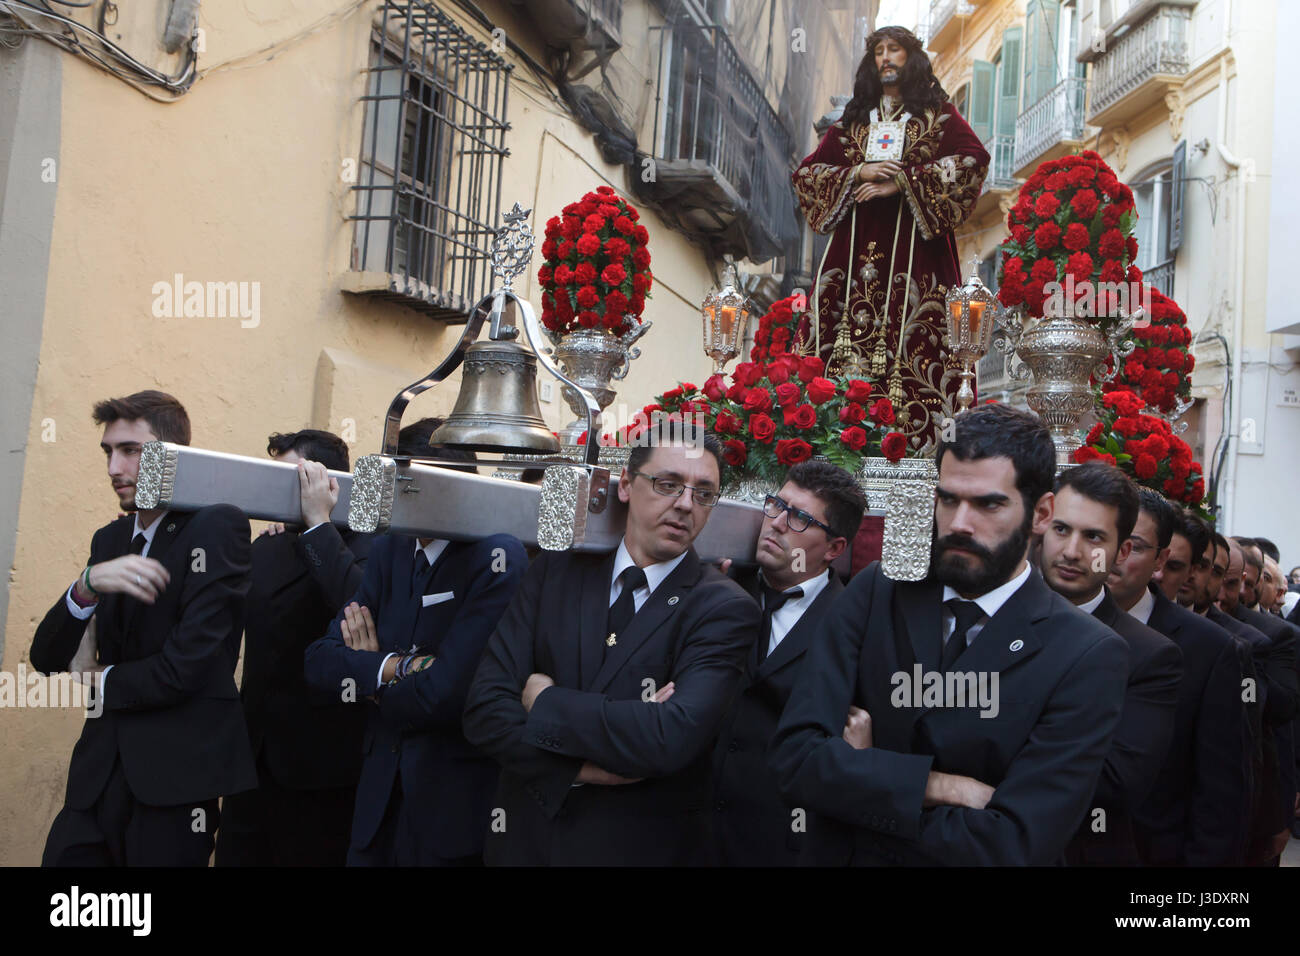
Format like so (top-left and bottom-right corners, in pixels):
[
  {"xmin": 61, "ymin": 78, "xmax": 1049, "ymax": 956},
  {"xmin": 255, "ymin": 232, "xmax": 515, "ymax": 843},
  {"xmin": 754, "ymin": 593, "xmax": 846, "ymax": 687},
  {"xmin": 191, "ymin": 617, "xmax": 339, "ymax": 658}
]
[{"xmin": 875, "ymin": 0, "xmax": 926, "ymax": 35}]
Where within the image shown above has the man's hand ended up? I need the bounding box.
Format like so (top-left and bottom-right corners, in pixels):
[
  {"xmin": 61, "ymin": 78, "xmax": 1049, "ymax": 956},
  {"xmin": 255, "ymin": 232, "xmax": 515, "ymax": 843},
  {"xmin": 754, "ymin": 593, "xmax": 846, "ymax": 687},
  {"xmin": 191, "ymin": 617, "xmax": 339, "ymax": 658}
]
[
  {"xmin": 842, "ymin": 705, "xmax": 872, "ymax": 749},
  {"xmin": 298, "ymin": 460, "xmax": 339, "ymax": 528},
  {"xmin": 340, "ymin": 602, "xmax": 380, "ymax": 652},
  {"xmin": 82, "ymin": 555, "xmax": 170, "ymax": 605},
  {"xmin": 854, "ymin": 177, "xmax": 902, "ymax": 203},
  {"xmin": 717, "ymin": 557, "xmax": 733, "ymax": 575},
  {"xmin": 650, "ymin": 681, "xmax": 675, "ymax": 704},
  {"xmin": 576, "ymin": 762, "xmax": 643, "ymax": 786},
  {"xmin": 521, "ymin": 672, "xmax": 555, "ymax": 712},
  {"xmin": 923, "ymin": 771, "xmax": 995, "ymax": 810},
  {"xmin": 856, "ymin": 160, "xmax": 901, "ymax": 184},
  {"xmin": 259, "ymin": 522, "xmax": 287, "ymax": 536}
]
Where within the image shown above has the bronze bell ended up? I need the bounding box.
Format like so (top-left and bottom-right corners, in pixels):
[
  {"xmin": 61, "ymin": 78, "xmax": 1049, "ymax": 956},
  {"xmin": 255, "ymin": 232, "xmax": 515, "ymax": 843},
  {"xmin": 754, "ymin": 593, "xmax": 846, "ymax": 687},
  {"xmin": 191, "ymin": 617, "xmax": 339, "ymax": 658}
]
[{"xmin": 432, "ymin": 340, "xmax": 561, "ymax": 454}]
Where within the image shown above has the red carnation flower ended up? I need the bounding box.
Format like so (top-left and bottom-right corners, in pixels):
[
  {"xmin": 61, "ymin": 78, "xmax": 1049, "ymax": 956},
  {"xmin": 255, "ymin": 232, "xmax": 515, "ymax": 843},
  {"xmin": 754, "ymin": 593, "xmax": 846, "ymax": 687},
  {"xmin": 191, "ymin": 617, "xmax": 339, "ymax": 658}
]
[
  {"xmin": 881, "ymin": 431, "xmax": 907, "ymax": 462},
  {"xmin": 573, "ymin": 262, "xmax": 597, "ymax": 284},
  {"xmin": 1063, "ymin": 222, "xmax": 1091, "ymax": 252},
  {"xmin": 632, "ymin": 248, "xmax": 651, "ymax": 270},
  {"xmin": 1134, "ymin": 453, "xmax": 1159, "ymax": 479},
  {"xmin": 601, "ymin": 263, "xmax": 626, "ymax": 286},
  {"xmin": 1034, "ymin": 193, "xmax": 1062, "ymax": 218},
  {"xmin": 1097, "ymin": 228, "xmax": 1125, "ymax": 259},
  {"xmin": 1030, "ymin": 258, "xmax": 1058, "ymax": 286},
  {"xmin": 1071, "ymin": 189, "xmax": 1099, "ymax": 219},
  {"xmin": 1066, "ymin": 252, "xmax": 1094, "ymax": 283},
  {"xmin": 583, "ymin": 214, "xmax": 606, "ymax": 233},
  {"xmin": 1034, "ymin": 222, "xmax": 1062, "ymax": 250},
  {"xmin": 1099, "ymin": 259, "xmax": 1125, "ymax": 284},
  {"xmin": 1101, "ymin": 204, "xmax": 1124, "ymax": 228},
  {"xmin": 605, "ymin": 237, "xmax": 630, "ymax": 260},
  {"xmin": 576, "ymin": 285, "xmax": 600, "ymax": 308},
  {"xmin": 633, "ymin": 224, "xmax": 649, "ymax": 243},
  {"xmin": 574, "ymin": 234, "xmax": 599, "ymax": 257},
  {"xmin": 612, "ymin": 216, "xmax": 634, "ymax": 235},
  {"xmin": 541, "ymin": 238, "xmax": 558, "ymax": 260},
  {"xmin": 577, "ymin": 310, "xmax": 599, "ymax": 328}
]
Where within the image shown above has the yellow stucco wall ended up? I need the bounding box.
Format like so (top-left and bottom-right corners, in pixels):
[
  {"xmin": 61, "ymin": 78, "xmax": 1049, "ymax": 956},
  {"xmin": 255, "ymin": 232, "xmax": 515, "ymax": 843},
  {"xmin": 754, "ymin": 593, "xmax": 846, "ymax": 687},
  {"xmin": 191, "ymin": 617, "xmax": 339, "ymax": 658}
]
[{"xmin": 1, "ymin": 0, "xmax": 729, "ymax": 864}]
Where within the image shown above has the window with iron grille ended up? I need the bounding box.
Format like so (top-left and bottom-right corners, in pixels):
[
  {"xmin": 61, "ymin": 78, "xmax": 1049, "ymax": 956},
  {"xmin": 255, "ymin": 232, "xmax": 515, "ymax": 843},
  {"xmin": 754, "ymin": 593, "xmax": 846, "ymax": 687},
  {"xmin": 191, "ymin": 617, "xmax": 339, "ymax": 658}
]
[{"xmin": 350, "ymin": 1, "xmax": 511, "ymax": 321}]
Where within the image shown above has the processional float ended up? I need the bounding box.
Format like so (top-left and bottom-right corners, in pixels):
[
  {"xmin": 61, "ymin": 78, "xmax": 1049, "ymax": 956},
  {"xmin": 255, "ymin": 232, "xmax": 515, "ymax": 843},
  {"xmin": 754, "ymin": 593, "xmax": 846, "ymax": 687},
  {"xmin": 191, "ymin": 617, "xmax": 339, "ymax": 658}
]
[{"xmin": 134, "ymin": 204, "xmax": 766, "ymax": 565}]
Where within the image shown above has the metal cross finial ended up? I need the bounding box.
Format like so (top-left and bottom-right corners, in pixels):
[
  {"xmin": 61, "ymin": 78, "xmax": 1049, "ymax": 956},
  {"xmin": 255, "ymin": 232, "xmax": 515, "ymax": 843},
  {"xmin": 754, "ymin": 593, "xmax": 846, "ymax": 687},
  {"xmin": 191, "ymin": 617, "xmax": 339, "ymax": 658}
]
[{"xmin": 491, "ymin": 203, "xmax": 535, "ymax": 293}]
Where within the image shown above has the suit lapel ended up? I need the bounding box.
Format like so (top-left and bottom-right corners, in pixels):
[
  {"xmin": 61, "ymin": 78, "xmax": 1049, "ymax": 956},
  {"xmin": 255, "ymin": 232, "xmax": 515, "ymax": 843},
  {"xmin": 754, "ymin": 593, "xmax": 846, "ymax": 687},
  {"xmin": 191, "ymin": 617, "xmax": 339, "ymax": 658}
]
[
  {"xmin": 898, "ymin": 576, "xmax": 944, "ymax": 675},
  {"xmin": 1092, "ymin": 589, "xmax": 1120, "ymax": 629},
  {"xmin": 590, "ymin": 550, "xmax": 700, "ymax": 694},
  {"xmin": 757, "ymin": 574, "xmax": 842, "ymax": 679},
  {"xmin": 579, "ymin": 552, "xmax": 617, "ymax": 687},
  {"xmin": 1150, "ymin": 586, "xmax": 1183, "ymax": 637}
]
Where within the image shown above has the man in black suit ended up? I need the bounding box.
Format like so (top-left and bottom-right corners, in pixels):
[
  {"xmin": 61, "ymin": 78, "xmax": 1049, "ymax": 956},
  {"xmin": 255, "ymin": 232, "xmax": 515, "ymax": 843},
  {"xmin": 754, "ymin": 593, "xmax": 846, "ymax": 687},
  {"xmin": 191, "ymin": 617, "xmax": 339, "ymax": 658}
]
[
  {"xmin": 1035, "ymin": 463, "xmax": 1181, "ymax": 866},
  {"xmin": 1220, "ymin": 535, "xmax": 1299, "ymax": 861},
  {"xmin": 303, "ymin": 419, "xmax": 527, "ymax": 866},
  {"xmin": 1108, "ymin": 489, "xmax": 1248, "ymax": 865},
  {"xmin": 32, "ymin": 390, "xmax": 256, "ymax": 866},
  {"xmin": 712, "ymin": 460, "xmax": 866, "ymax": 866},
  {"xmin": 770, "ymin": 404, "xmax": 1128, "ymax": 865},
  {"xmin": 216, "ymin": 429, "xmax": 374, "ymax": 867},
  {"xmin": 464, "ymin": 422, "xmax": 760, "ymax": 865}
]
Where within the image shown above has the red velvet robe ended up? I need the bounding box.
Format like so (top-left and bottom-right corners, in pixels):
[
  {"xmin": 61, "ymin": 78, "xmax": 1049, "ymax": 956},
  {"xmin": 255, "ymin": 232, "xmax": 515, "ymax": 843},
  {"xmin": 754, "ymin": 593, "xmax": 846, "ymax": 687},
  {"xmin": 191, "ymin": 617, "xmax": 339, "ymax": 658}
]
[{"xmin": 792, "ymin": 102, "xmax": 989, "ymax": 453}]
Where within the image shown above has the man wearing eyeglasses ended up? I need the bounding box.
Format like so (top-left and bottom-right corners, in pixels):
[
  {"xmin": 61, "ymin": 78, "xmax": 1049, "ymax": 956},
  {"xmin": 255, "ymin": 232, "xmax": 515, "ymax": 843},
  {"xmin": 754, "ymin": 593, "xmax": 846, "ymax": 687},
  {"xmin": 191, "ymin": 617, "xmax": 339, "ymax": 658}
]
[
  {"xmin": 712, "ymin": 461, "xmax": 866, "ymax": 866},
  {"xmin": 465, "ymin": 420, "xmax": 760, "ymax": 865}
]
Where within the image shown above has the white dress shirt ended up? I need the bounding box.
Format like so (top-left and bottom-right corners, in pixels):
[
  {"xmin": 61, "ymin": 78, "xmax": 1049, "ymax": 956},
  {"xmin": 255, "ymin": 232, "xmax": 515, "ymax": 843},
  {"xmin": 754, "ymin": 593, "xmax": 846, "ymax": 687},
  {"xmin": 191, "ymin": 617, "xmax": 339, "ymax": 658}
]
[
  {"xmin": 377, "ymin": 538, "xmax": 451, "ymax": 685},
  {"xmin": 941, "ymin": 561, "xmax": 1033, "ymax": 650},
  {"xmin": 608, "ymin": 538, "xmax": 688, "ymax": 611},
  {"xmin": 63, "ymin": 511, "xmax": 169, "ymax": 694},
  {"xmin": 1077, "ymin": 587, "xmax": 1108, "ymax": 615},
  {"xmin": 766, "ymin": 568, "xmax": 833, "ymax": 656},
  {"xmin": 1127, "ymin": 586, "xmax": 1157, "ymax": 625}
]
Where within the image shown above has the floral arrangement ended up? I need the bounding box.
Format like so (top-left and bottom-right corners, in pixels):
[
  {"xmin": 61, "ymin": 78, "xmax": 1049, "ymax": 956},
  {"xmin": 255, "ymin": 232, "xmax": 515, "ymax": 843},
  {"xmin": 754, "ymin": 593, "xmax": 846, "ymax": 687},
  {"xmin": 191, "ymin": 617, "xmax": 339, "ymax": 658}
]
[
  {"xmin": 538, "ymin": 186, "xmax": 653, "ymax": 337},
  {"xmin": 1094, "ymin": 285, "xmax": 1194, "ymax": 414},
  {"xmin": 996, "ymin": 151, "xmax": 1142, "ymax": 323},
  {"xmin": 624, "ymin": 295, "xmax": 908, "ymax": 482},
  {"xmin": 1074, "ymin": 388, "xmax": 1206, "ymax": 511}
]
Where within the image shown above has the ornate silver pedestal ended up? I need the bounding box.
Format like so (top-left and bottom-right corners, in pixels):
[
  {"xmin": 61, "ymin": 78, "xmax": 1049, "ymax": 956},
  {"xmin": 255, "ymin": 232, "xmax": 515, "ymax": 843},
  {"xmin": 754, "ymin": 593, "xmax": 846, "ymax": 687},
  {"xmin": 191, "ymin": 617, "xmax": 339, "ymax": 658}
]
[
  {"xmin": 1000, "ymin": 308, "xmax": 1134, "ymax": 467},
  {"xmin": 548, "ymin": 323, "xmax": 651, "ymax": 444}
]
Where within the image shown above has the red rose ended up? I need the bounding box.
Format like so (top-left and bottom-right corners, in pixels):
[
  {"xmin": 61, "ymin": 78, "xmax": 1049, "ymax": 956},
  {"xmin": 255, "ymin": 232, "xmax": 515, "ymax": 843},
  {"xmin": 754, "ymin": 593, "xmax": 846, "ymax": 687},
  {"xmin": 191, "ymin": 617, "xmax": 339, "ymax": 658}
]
[
  {"xmin": 840, "ymin": 426, "xmax": 868, "ymax": 450},
  {"xmin": 722, "ymin": 439, "xmax": 748, "ymax": 467},
  {"xmin": 601, "ymin": 263, "xmax": 626, "ymax": 286},
  {"xmin": 725, "ymin": 383, "xmax": 750, "ymax": 404},
  {"xmin": 1034, "ymin": 222, "xmax": 1062, "ymax": 250},
  {"xmin": 766, "ymin": 362, "xmax": 792, "ymax": 385},
  {"xmin": 869, "ymin": 397, "xmax": 896, "ymax": 425},
  {"xmin": 575, "ymin": 234, "xmax": 600, "ymax": 256},
  {"xmin": 749, "ymin": 413, "xmax": 776, "ymax": 444},
  {"xmin": 733, "ymin": 362, "xmax": 763, "ymax": 387},
  {"xmin": 839, "ymin": 402, "xmax": 866, "ymax": 425},
  {"xmin": 775, "ymin": 382, "xmax": 801, "ymax": 407},
  {"xmin": 775, "ymin": 438, "xmax": 813, "ymax": 466},
  {"xmin": 714, "ymin": 410, "xmax": 742, "ymax": 434},
  {"xmin": 1063, "ymin": 223, "xmax": 1091, "ymax": 252},
  {"xmin": 881, "ymin": 431, "xmax": 907, "ymax": 462},
  {"xmin": 798, "ymin": 356, "xmax": 826, "ymax": 382},
  {"xmin": 702, "ymin": 374, "xmax": 727, "ymax": 402},
  {"xmin": 743, "ymin": 389, "xmax": 773, "ymax": 413},
  {"xmin": 845, "ymin": 379, "xmax": 873, "ymax": 403},
  {"xmin": 784, "ymin": 404, "xmax": 817, "ymax": 429},
  {"xmin": 806, "ymin": 377, "xmax": 837, "ymax": 404}
]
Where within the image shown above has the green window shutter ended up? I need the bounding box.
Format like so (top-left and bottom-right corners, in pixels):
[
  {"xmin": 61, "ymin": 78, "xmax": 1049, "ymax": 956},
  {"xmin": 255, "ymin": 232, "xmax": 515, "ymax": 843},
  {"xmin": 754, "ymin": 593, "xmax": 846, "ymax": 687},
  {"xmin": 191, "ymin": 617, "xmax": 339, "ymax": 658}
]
[
  {"xmin": 997, "ymin": 25, "xmax": 1023, "ymax": 139},
  {"xmin": 969, "ymin": 60, "xmax": 995, "ymax": 144},
  {"xmin": 1024, "ymin": 0, "xmax": 1061, "ymax": 106}
]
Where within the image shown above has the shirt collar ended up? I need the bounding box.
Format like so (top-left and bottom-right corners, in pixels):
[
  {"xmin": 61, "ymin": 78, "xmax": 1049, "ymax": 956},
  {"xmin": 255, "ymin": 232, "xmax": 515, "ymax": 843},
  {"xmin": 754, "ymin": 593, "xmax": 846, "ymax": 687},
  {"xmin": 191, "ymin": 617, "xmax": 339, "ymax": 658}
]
[
  {"xmin": 942, "ymin": 561, "xmax": 1032, "ymax": 620},
  {"xmin": 1078, "ymin": 587, "xmax": 1107, "ymax": 615},
  {"xmin": 415, "ymin": 537, "xmax": 450, "ymax": 567},
  {"xmin": 612, "ymin": 538, "xmax": 688, "ymax": 595},
  {"xmin": 1129, "ymin": 586, "xmax": 1157, "ymax": 625},
  {"xmin": 133, "ymin": 510, "xmax": 168, "ymax": 545}
]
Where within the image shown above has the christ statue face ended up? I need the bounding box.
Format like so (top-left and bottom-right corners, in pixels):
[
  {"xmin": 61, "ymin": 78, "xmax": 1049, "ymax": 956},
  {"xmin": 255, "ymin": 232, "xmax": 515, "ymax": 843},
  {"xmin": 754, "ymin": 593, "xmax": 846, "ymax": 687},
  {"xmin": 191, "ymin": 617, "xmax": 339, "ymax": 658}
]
[{"xmin": 873, "ymin": 36, "xmax": 908, "ymax": 88}]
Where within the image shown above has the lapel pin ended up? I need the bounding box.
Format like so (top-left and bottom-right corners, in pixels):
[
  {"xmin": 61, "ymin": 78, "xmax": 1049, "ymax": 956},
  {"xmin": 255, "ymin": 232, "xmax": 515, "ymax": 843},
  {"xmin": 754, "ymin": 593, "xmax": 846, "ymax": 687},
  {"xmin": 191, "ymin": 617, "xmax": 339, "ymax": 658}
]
[
  {"xmin": 667, "ymin": 596, "xmax": 679, "ymax": 606},
  {"xmin": 166, "ymin": 522, "xmax": 175, "ymax": 532},
  {"xmin": 606, "ymin": 634, "xmax": 617, "ymax": 647},
  {"xmin": 1009, "ymin": 639, "xmax": 1024, "ymax": 652}
]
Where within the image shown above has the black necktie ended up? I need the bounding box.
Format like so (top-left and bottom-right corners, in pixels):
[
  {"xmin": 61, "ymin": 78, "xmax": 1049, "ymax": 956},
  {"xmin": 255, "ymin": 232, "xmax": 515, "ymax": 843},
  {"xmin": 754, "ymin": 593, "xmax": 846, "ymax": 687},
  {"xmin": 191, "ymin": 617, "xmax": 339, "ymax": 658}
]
[
  {"xmin": 129, "ymin": 532, "xmax": 146, "ymax": 556},
  {"xmin": 607, "ymin": 566, "xmax": 648, "ymax": 644},
  {"xmin": 943, "ymin": 598, "xmax": 983, "ymax": 671},
  {"xmin": 411, "ymin": 549, "xmax": 430, "ymax": 594},
  {"xmin": 758, "ymin": 584, "xmax": 803, "ymax": 663},
  {"xmin": 114, "ymin": 533, "xmax": 148, "ymax": 637}
]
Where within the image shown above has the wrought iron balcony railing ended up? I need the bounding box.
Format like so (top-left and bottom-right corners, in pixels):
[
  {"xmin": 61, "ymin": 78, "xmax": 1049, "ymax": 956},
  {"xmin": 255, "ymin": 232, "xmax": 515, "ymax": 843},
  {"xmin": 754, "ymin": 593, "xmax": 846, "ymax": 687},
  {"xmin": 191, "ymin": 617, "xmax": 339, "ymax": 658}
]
[
  {"xmin": 1088, "ymin": 5, "xmax": 1190, "ymax": 121},
  {"xmin": 981, "ymin": 134, "xmax": 1017, "ymax": 194},
  {"xmin": 1145, "ymin": 258, "xmax": 1175, "ymax": 299},
  {"xmin": 1014, "ymin": 75, "xmax": 1088, "ymax": 173}
]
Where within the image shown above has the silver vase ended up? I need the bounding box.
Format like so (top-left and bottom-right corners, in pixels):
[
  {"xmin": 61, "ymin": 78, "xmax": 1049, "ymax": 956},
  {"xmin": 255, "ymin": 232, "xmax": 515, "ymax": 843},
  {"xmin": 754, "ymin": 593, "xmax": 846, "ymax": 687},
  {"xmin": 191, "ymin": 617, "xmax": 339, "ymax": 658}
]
[
  {"xmin": 1002, "ymin": 304, "xmax": 1134, "ymax": 467},
  {"xmin": 547, "ymin": 320, "xmax": 652, "ymax": 444}
]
